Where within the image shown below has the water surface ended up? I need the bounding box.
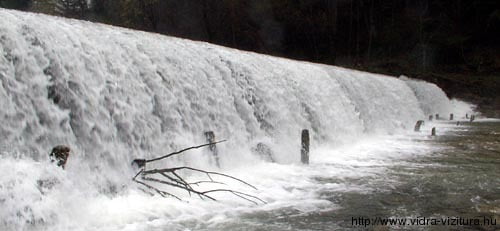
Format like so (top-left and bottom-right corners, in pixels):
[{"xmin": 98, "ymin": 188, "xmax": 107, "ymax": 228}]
[{"xmin": 193, "ymin": 120, "xmax": 500, "ymax": 231}]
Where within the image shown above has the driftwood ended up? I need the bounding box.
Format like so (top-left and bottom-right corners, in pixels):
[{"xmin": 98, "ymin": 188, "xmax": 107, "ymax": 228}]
[{"xmin": 132, "ymin": 141, "xmax": 265, "ymax": 205}]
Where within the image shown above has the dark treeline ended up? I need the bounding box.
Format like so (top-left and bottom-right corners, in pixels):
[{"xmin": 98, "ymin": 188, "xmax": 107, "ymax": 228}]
[{"xmin": 1, "ymin": 0, "xmax": 499, "ymax": 113}]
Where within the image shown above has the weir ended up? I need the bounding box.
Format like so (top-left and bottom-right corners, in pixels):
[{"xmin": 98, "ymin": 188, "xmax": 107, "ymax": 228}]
[
  {"xmin": 0, "ymin": 9, "xmax": 475, "ymax": 230},
  {"xmin": 0, "ymin": 7, "xmax": 472, "ymax": 181},
  {"xmin": 0, "ymin": 9, "xmax": 456, "ymax": 167}
]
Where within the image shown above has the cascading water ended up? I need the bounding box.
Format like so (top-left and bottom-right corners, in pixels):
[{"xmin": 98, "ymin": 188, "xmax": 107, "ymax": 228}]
[
  {"xmin": 0, "ymin": 9, "xmax": 476, "ymax": 231},
  {"xmin": 400, "ymin": 75, "xmax": 475, "ymax": 117}
]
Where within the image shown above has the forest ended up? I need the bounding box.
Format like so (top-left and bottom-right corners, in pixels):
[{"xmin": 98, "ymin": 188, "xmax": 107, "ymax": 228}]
[{"xmin": 1, "ymin": 0, "xmax": 499, "ymax": 115}]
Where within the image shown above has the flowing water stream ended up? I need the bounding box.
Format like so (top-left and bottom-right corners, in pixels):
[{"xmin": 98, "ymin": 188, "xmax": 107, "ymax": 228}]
[
  {"xmin": 162, "ymin": 120, "xmax": 499, "ymax": 231},
  {"xmin": 0, "ymin": 9, "xmax": 497, "ymax": 231}
]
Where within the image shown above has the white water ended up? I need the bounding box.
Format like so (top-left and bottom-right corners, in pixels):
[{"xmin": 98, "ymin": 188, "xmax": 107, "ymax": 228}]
[{"xmin": 0, "ymin": 9, "xmax": 475, "ymax": 231}]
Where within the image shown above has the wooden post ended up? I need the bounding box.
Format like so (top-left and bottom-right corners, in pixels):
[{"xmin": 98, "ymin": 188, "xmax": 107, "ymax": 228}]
[
  {"xmin": 470, "ymin": 115, "xmax": 475, "ymax": 123},
  {"xmin": 429, "ymin": 115, "xmax": 433, "ymax": 121},
  {"xmin": 301, "ymin": 129, "xmax": 309, "ymax": 165},
  {"xmin": 435, "ymin": 114, "xmax": 440, "ymax": 120},
  {"xmin": 414, "ymin": 120, "xmax": 424, "ymax": 132},
  {"xmin": 431, "ymin": 127, "xmax": 436, "ymax": 136},
  {"xmin": 204, "ymin": 131, "xmax": 220, "ymax": 167},
  {"xmin": 450, "ymin": 113, "xmax": 454, "ymax": 120}
]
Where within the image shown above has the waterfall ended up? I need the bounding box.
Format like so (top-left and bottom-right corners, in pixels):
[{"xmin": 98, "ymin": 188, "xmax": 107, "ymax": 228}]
[{"xmin": 0, "ymin": 9, "xmax": 473, "ymax": 230}]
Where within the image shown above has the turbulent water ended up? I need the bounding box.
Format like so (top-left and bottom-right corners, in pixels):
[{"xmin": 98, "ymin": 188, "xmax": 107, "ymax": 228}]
[{"xmin": 0, "ymin": 9, "xmax": 486, "ymax": 231}]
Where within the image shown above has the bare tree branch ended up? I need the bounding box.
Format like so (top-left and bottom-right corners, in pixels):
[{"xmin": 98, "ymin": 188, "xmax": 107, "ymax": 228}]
[
  {"xmin": 189, "ymin": 181, "xmax": 227, "ymax": 186},
  {"xmin": 143, "ymin": 176, "xmax": 217, "ymax": 201},
  {"xmin": 131, "ymin": 141, "xmax": 265, "ymax": 205},
  {"xmin": 201, "ymin": 189, "xmax": 267, "ymax": 205},
  {"xmin": 146, "ymin": 140, "xmax": 227, "ymax": 163},
  {"xmin": 133, "ymin": 178, "xmax": 182, "ymax": 201},
  {"xmin": 143, "ymin": 166, "xmax": 257, "ymax": 190}
]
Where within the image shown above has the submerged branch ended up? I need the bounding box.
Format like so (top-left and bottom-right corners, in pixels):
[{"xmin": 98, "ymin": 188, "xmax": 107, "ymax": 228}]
[
  {"xmin": 131, "ymin": 140, "xmax": 264, "ymax": 204},
  {"xmin": 143, "ymin": 176, "xmax": 217, "ymax": 201},
  {"xmin": 201, "ymin": 189, "xmax": 267, "ymax": 205},
  {"xmin": 133, "ymin": 177, "xmax": 182, "ymax": 201},
  {"xmin": 143, "ymin": 166, "xmax": 257, "ymax": 190}
]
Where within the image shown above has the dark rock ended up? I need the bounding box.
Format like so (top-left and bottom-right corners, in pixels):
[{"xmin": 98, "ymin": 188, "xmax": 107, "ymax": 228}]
[
  {"xmin": 252, "ymin": 142, "xmax": 274, "ymax": 162},
  {"xmin": 132, "ymin": 159, "xmax": 146, "ymax": 168},
  {"xmin": 49, "ymin": 145, "xmax": 70, "ymax": 169}
]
